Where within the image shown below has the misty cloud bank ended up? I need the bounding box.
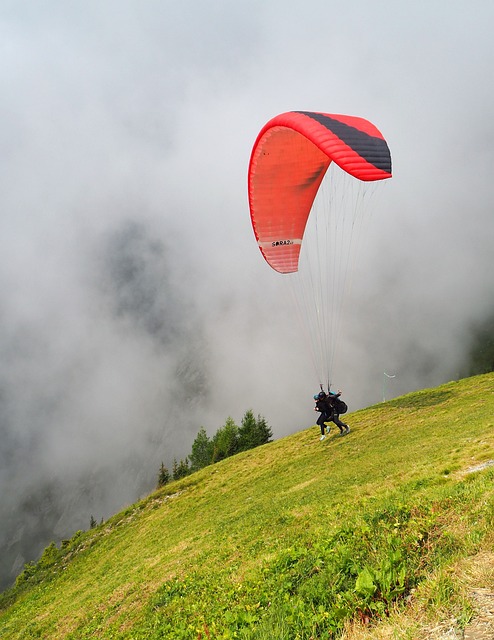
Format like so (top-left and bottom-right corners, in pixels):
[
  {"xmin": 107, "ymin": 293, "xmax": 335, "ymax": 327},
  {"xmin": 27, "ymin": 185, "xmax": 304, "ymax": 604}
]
[{"xmin": 2, "ymin": 1, "xmax": 494, "ymax": 588}]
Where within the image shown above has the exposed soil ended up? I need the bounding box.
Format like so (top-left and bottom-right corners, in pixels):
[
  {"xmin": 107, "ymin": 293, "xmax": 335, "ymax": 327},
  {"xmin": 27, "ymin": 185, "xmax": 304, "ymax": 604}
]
[{"xmin": 463, "ymin": 589, "xmax": 494, "ymax": 640}]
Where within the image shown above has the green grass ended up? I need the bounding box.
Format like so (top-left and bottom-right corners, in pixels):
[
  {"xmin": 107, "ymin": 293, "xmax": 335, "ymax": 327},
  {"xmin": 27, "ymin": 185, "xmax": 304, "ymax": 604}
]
[{"xmin": 1, "ymin": 373, "xmax": 494, "ymax": 639}]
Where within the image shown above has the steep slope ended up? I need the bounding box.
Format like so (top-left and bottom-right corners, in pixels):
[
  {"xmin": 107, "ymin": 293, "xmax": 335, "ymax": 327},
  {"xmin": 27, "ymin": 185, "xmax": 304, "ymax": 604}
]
[{"xmin": 1, "ymin": 373, "xmax": 494, "ymax": 639}]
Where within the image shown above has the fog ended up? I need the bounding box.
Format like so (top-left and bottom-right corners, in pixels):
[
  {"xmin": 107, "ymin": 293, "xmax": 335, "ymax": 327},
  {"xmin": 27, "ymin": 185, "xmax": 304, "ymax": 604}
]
[{"xmin": 1, "ymin": 1, "xmax": 494, "ymax": 588}]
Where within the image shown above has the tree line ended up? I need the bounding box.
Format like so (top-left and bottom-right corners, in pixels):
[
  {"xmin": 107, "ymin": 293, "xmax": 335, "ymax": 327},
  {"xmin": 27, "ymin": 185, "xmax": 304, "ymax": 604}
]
[{"xmin": 157, "ymin": 410, "xmax": 272, "ymax": 487}]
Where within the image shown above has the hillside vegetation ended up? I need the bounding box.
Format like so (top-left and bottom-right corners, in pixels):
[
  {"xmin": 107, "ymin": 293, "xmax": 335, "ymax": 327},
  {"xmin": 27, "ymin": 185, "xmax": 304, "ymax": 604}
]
[{"xmin": 1, "ymin": 373, "xmax": 494, "ymax": 639}]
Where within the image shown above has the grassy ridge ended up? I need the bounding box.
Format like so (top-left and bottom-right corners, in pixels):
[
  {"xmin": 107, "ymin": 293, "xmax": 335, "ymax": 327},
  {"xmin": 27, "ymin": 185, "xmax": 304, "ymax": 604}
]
[{"xmin": 1, "ymin": 373, "xmax": 494, "ymax": 639}]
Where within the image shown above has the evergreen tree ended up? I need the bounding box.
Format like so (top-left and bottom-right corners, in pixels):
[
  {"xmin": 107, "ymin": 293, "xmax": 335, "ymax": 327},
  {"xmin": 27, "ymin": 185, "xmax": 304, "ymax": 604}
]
[
  {"xmin": 238, "ymin": 410, "xmax": 273, "ymax": 450},
  {"xmin": 211, "ymin": 417, "xmax": 239, "ymax": 463},
  {"xmin": 173, "ymin": 458, "xmax": 191, "ymax": 480},
  {"xmin": 156, "ymin": 411, "xmax": 272, "ymax": 492},
  {"xmin": 89, "ymin": 515, "xmax": 97, "ymax": 529},
  {"xmin": 238, "ymin": 409, "xmax": 258, "ymax": 451},
  {"xmin": 255, "ymin": 413, "xmax": 273, "ymax": 445},
  {"xmin": 189, "ymin": 427, "xmax": 213, "ymax": 471},
  {"xmin": 157, "ymin": 462, "xmax": 171, "ymax": 488}
]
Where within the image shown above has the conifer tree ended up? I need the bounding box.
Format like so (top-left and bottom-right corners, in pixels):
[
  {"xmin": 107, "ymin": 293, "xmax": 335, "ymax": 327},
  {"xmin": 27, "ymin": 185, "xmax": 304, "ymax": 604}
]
[
  {"xmin": 255, "ymin": 413, "xmax": 273, "ymax": 445},
  {"xmin": 173, "ymin": 458, "xmax": 191, "ymax": 480},
  {"xmin": 189, "ymin": 427, "xmax": 213, "ymax": 471},
  {"xmin": 156, "ymin": 410, "xmax": 272, "ymax": 489},
  {"xmin": 238, "ymin": 410, "xmax": 273, "ymax": 450},
  {"xmin": 211, "ymin": 417, "xmax": 239, "ymax": 462},
  {"xmin": 238, "ymin": 409, "xmax": 258, "ymax": 451},
  {"xmin": 157, "ymin": 462, "xmax": 171, "ymax": 488}
]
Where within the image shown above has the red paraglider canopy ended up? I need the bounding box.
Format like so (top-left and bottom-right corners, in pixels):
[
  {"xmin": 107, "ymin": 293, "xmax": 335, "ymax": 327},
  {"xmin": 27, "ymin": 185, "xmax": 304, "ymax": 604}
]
[{"xmin": 248, "ymin": 111, "xmax": 392, "ymax": 273}]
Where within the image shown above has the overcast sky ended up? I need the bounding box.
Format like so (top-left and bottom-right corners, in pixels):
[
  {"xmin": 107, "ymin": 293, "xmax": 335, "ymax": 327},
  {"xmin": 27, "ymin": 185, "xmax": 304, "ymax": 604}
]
[{"xmin": 1, "ymin": 0, "xmax": 494, "ymax": 587}]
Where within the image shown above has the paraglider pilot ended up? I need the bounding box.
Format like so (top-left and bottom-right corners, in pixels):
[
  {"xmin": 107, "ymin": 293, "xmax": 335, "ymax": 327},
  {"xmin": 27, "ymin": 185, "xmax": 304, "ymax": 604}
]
[{"xmin": 314, "ymin": 390, "xmax": 350, "ymax": 440}]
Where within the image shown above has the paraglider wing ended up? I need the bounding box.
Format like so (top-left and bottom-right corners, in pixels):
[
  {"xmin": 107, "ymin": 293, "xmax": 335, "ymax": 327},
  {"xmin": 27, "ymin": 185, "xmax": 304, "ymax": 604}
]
[{"xmin": 247, "ymin": 111, "xmax": 392, "ymax": 273}]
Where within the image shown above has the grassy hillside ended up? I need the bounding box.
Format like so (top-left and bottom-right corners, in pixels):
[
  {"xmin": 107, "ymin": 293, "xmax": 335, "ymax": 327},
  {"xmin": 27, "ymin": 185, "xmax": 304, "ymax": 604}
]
[{"xmin": 1, "ymin": 373, "xmax": 494, "ymax": 639}]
